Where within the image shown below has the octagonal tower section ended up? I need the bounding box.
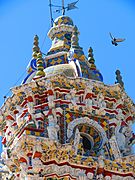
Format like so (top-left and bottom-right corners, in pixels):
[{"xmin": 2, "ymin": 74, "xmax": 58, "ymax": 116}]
[{"xmin": 0, "ymin": 15, "xmax": 135, "ymax": 179}]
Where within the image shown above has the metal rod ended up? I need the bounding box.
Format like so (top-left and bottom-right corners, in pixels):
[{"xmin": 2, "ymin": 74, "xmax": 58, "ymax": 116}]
[
  {"xmin": 62, "ymin": 0, "xmax": 65, "ymax": 15},
  {"xmin": 49, "ymin": 0, "xmax": 53, "ymax": 27}
]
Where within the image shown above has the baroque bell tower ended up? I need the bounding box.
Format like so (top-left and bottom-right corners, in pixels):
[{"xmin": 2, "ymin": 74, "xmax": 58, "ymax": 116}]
[{"xmin": 0, "ymin": 2, "xmax": 135, "ymax": 180}]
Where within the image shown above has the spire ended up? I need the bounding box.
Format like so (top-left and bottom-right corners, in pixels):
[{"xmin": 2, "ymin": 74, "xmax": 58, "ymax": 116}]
[
  {"xmin": 36, "ymin": 51, "xmax": 45, "ymax": 77},
  {"xmin": 71, "ymin": 25, "xmax": 80, "ymax": 48},
  {"xmin": 88, "ymin": 47, "xmax": 96, "ymax": 70},
  {"xmin": 32, "ymin": 35, "xmax": 45, "ymax": 77},
  {"xmin": 32, "ymin": 35, "xmax": 40, "ymax": 59},
  {"xmin": 115, "ymin": 69, "xmax": 124, "ymax": 88}
]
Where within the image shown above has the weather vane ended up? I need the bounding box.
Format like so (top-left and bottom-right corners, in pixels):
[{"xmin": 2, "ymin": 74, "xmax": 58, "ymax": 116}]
[{"xmin": 49, "ymin": 0, "xmax": 79, "ymax": 27}]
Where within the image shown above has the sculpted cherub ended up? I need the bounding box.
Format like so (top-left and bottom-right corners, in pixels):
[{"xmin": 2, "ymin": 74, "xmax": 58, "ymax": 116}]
[{"xmin": 83, "ymin": 84, "xmax": 93, "ymax": 110}]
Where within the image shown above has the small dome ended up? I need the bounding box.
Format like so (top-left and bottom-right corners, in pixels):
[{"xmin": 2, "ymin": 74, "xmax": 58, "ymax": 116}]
[
  {"xmin": 44, "ymin": 64, "xmax": 76, "ymax": 77},
  {"xmin": 53, "ymin": 16, "xmax": 74, "ymax": 27},
  {"xmin": 91, "ymin": 69, "xmax": 103, "ymax": 82}
]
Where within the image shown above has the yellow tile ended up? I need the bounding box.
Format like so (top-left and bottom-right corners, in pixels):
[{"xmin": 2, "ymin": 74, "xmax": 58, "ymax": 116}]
[
  {"xmin": 102, "ymin": 121, "xmax": 107, "ymax": 126},
  {"xmin": 66, "ymin": 119, "xmax": 71, "ymax": 123},
  {"xmin": 65, "ymin": 113, "xmax": 71, "ymax": 119},
  {"xmin": 35, "ymin": 132, "xmax": 40, "ymax": 136},
  {"xmin": 26, "ymin": 130, "xmax": 30, "ymax": 135}
]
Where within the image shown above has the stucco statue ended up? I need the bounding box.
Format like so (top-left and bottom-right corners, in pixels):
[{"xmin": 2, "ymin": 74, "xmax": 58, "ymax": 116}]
[
  {"xmin": 0, "ymin": 109, "xmax": 4, "ymax": 123},
  {"xmin": 4, "ymin": 120, "xmax": 13, "ymax": 143},
  {"xmin": 97, "ymin": 93, "xmax": 106, "ymax": 108},
  {"xmin": 74, "ymin": 128, "xmax": 80, "ymax": 154},
  {"xmin": 32, "ymin": 138, "xmax": 42, "ymax": 159},
  {"xmin": 116, "ymin": 125, "xmax": 126, "ymax": 152},
  {"xmin": 47, "ymin": 83, "xmax": 55, "ymax": 108},
  {"xmin": 15, "ymin": 105, "xmax": 25, "ymax": 126},
  {"xmin": 19, "ymin": 162, "xmax": 28, "ymax": 177},
  {"xmin": 78, "ymin": 169, "xmax": 87, "ymax": 180},
  {"xmin": 117, "ymin": 108, "xmax": 124, "ymax": 121},
  {"xmin": 98, "ymin": 155, "xmax": 104, "ymax": 168},
  {"xmin": 25, "ymin": 86, "xmax": 35, "ymax": 119},
  {"xmin": 97, "ymin": 174, "xmax": 104, "ymax": 180},
  {"xmin": 32, "ymin": 158, "xmax": 43, "ymax": 172},
  {"xmin": 87, "ymin": 172, "xmax": 94, "ymax": 179},
  {"xmin": 70, "ymin": 88, "xmax": 78, "ymax": 106},
  {"xmin": 115, "ymin": 124, "xmax": 132, "ymax": 155},
  {"xmin": 27, "ymin": 99, "xmax": 34, "ymax": 117},
  {"xmin": 105, "ymin": 176, "xmax": 111, "ymax": 180},
  {"xmin": 83, "ymin": 85, "xmax": 93, "ymax": 110},
  {"xmin": 47, "ymin": 114, "xmax": 59, "ymax": 141}
]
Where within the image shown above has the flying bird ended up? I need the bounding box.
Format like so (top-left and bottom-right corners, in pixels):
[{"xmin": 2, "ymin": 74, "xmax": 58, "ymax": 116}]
[{"xmin": 109, "ymin": 32, "xmax": 125, "ymax": 46}]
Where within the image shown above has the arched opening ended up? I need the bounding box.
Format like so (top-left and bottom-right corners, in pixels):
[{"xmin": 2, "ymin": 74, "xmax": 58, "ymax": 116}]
[
  {"xmin": 67, "ymin": 117, "xmax": 107, "ymax": 157},
  {"xmin": 80, "ymin": 133, "xmax": 94, "ymax": 154},
  {"xmin": 81, "ymin": 135, "xmax": 91, "ymax": 151}
]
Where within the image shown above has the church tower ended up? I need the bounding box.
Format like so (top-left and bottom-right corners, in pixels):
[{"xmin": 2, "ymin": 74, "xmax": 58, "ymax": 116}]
[{"xmin": 0, "ymin": 8, "xmax": 135, "ymax": 180}]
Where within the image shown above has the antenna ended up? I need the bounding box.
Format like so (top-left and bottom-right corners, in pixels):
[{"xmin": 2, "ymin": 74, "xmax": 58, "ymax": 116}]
[
  {"xmin": 49, "ymin": 0, "xmax": 53, "ymax": 27},
  {"xmin": 62, "ymin": 0, "xmax": 65, "ymax": 15}
]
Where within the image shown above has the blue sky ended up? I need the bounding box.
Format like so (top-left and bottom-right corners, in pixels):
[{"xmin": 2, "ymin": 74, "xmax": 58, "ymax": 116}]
[{"xmin": 0, "ymin": 0, "xmax": 135, "ymax": 151}]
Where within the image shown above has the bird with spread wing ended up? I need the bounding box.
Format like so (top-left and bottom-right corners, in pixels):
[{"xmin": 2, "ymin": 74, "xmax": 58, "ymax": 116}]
[{"xmin": 109, "ymin": 32, "xmax": 125, "ymax": 46}]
